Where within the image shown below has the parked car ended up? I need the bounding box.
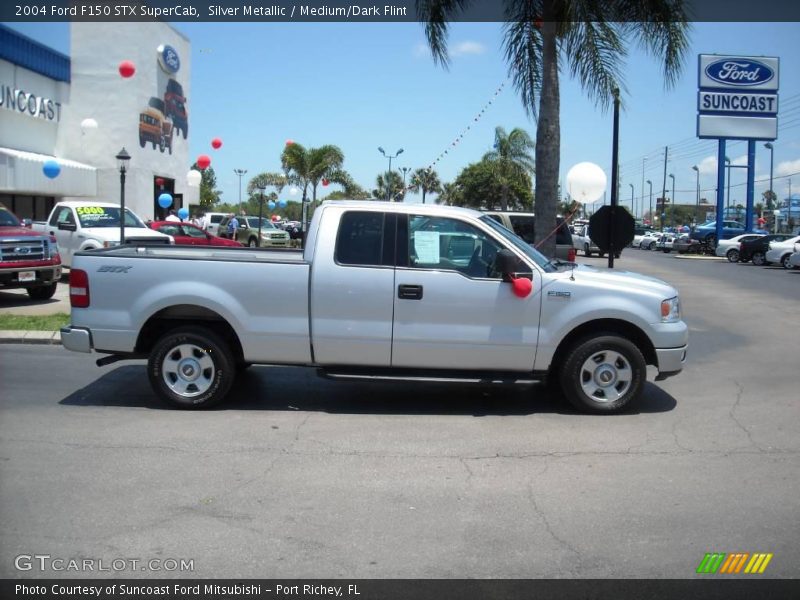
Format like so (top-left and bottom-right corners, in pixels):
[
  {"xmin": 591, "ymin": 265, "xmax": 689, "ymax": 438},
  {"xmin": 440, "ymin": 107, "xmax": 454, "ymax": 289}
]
[
  {"xmin": 31, "ymin": 201, "xmax": 173, "ymax": 267},
  {"xmin": 715, "ymin": 233, "xmax": 764, "ymax": 262},
  {"xmin": 639, "ymin": 231, "xmax": 662, "ymax": 250},
  {"xmin": 282, "ymin": 221, "xmax": 303, "ymax": 240},
  {"xmin": 631, "ymin": 226, "xmax": 654, "ymax": 248},
  {"xmin": 218, "ymin": 215, "xmax": 291, "ymax": 248},
  {"xmin": 765, "ymin": 236, "xmax": 800, "ymax": 269},
  {"xmin": 0, "ymin": 205, "xmax": 62, "ymax": 299},
  {"xmin": 690, "ymin": 220, "xmax": 748, "ymax": 246},
  {"xmin": 739, "ymin": 233, "xmax": 794, "ymax": 265},
  {"xmin": 673, "ymin": 235, "xmax": 703, "ymax": 254},
  {"xmin": 62, "ymin": 200, "xmax": 688, "ymax": 414},
  {"xmin": 483, "ymin": 212, "xmax": 575, "ymax": 260},
  {"xmin": 148, "ymin": 221, "xmax": 243, "ymax": 247},
  {"xmin": 199, "ymin": 212, "xmax": 228, "ymax": 236},
  {"xmin": 657, "ymin": 233, "xmax": 677, "ymax": 253},
  {"xmin": 788, "ymin": 246, "xmax": 800, "ymax": 269}
]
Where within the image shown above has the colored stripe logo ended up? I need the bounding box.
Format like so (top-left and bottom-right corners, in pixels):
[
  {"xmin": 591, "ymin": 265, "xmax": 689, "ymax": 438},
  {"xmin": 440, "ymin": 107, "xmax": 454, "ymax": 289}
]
[{"xmin": 697, "ymin": 553, "xmax": 773, "ymax": 574}]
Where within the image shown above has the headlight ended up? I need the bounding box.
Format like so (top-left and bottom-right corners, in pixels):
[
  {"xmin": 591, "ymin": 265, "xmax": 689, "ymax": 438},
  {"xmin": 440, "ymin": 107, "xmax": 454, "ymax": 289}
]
[
  {"xmin": 660, "ymin": 296, "xmax": 681, "ymax": 322},
  {"xmin": 103, "ymin": 240, "xmax": 121, "ymax": 248}
]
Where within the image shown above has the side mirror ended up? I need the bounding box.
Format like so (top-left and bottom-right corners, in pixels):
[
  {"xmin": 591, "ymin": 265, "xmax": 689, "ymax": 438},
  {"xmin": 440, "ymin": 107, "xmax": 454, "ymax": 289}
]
[
  {"xmin": 22, "ymin": 219, "xmax": 32, "ymax": 228},
  {"xmin": 493, "ymin": 249, "xmax": 519, "ymax": 279},
  {"xmin": 57, "ymin": 222, "xmax": 77, "ymax": 232}
]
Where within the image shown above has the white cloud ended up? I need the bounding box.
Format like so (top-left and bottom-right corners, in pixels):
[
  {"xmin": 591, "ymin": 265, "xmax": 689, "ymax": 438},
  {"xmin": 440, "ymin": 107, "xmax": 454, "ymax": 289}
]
[
  {"xmin": 776, "ymin": 158, "xmax": 800, "ymax": 177},
  {"xmin": 450, "ymin": 41, "xmax": 486, "ymax": 57},
  {"xmin": 412, "ymin": 42, "xmax": 429, "ymax": 59},
  {"xmin": 729, "ymin": 154, "xmax": 748, "ymax": 167},
  {"xmin": 696, "ymin": 155, "xmax": 717, "ymax": 175}
]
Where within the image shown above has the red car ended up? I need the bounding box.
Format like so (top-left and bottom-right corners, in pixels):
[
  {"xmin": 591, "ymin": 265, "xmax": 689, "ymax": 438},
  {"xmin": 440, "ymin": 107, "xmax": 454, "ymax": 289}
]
[
  {"xmin": 148, "ymin": 221, "xmax": 242, "ymax": 247},
  {"xmin": 0, "ymin": 206, "xmax": 62, "ymax": 299}
]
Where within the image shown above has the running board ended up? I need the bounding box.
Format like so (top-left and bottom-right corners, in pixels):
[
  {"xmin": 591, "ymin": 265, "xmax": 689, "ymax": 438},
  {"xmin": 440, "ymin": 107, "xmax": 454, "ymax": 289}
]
[{"xmin": 318, "ymin": 368, "xmax": 545, "ymax": 385}]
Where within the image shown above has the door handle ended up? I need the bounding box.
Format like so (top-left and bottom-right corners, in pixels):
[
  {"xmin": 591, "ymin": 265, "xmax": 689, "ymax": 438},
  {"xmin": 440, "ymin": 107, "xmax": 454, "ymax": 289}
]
[{"xmin": 398, "ymin": 284, "xmax": 423, "ymax": 300}]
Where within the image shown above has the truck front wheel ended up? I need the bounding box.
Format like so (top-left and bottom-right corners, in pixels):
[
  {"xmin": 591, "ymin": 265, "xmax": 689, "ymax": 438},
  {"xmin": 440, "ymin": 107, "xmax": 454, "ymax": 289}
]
[
  {"xmin": 559, "ymin": 334, "xmax": 646, "ymax": 414},
  {"xmin": 148, "ymin": 326, "xmax": 234, "ymax": 409},
  {"xmin": 27, "ymin": 283, "xmax": 57, "ymax": 300}
]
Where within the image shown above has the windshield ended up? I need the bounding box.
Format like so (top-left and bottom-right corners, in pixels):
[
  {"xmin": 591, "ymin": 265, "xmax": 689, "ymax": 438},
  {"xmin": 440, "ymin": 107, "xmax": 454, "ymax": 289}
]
[
  {"xmin": 245, "ymin": 218, "xmax": 276, "ymax": 229},
  {"xmin": 76, "ymin": 206, "xmax": 145, "ymax": 228},
  {"xmin": 479, "ymin": 215, "xmax": 557, "ymax": 273},
  {"xmin": 0, "ymin": 208, "xmax": 21, "ymax": 227}
]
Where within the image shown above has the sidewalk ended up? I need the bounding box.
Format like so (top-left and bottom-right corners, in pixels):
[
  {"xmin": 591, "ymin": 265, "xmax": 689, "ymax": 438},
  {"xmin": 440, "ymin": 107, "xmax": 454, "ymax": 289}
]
[
  {"xmin": 0, "ymin": 276, "xmax": 70, "ymax": 344},
  {"xmin": 0, "ymin": 330, "xmax": 61, "ymax": 344}
]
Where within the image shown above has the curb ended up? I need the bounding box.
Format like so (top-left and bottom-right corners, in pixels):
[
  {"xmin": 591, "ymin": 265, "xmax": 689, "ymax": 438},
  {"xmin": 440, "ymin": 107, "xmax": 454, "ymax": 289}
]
[
  {"xmin": 0, "ymin": 330, "xmax": 61, "ymax": 345},
  {"xmin": 672, "ymin": 254, "xmax": 724, "ymax": 260}
]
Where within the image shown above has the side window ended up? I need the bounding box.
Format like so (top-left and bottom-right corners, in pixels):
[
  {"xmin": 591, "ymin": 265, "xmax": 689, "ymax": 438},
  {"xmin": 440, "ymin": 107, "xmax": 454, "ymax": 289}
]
[
  {"xmin": 335, "ymin": 211, "xmax": 386, "ymax": 267},
  {"xmin": 508, "ymin": 215, "xmax": 536, "ymax": 244},
  {"xmin": 51, "ymin": 207, "xmax": 74, "ymax": 226},
  {"xmin": 408, "ymin": 215, "xmax": 502, "ymax": 279},
  {"xmin": 555, "ymin": 219, "xmax": 572, "ymax": 245},
  {"xmin": 158, "ymin": 225, "xmax": 181, "ymax": 236},
  {"xmin": 182, "ymin": 225, "xmax": 207, "ymax": 238}
]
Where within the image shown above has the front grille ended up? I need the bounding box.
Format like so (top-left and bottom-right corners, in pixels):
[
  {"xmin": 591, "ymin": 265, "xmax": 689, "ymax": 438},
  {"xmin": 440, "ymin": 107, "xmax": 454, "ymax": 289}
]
[
  {"xmin": 0, "ymin": 238, "xmax": 47, "ymax": 262},
  {"xmin": 270, "ymin": 234, "xmax": 287, "ymax": 240}
]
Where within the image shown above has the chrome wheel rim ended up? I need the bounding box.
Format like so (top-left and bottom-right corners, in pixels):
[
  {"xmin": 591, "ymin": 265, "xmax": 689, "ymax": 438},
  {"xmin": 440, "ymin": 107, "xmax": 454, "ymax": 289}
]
[
  {"xmin": 727, "ymin": 250, "xmax": 739, "ymax": 262},
  {"xmin": 162, "ymin": 343, "xmax": 215, "ymax": 398},
  {"xmin": 579, "ymin": 350, "xmax": 632, "ymax": 403}
]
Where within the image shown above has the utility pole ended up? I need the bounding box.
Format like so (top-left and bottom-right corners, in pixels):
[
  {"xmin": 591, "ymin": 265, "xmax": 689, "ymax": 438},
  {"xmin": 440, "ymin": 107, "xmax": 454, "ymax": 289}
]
[{"xmin": 660, "ymin": 146, "xmax": 668, "ymax": 232}]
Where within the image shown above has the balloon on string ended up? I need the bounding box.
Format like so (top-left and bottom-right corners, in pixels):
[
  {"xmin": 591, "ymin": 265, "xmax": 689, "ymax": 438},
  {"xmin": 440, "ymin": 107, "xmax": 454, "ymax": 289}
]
[
  {"xmin": 566, "ymin": 162, "xmax": 607, "ymax": 204},
  {"xmin": 178, "ymin": 208, "xmax": 189, "ymax": 220},
  {"xmin": 80, "ymin": 118, "xmax": 98, "ymax": 134},
  {"xmin": 268, "ymin": 201, "xmax": 276, "ymax": 210},
  {"xmin": 118, "ymin": 60, "xmax": 136, "ymax": 78},
  {"xmin": 278, "ymin": 199, "xmax": 287, "ymax": 208},
  {"xmin": 196, "ymin": 155, "xmax": 211, "ymax": 170},
  {"xmin": 186, "ymin": 170, "xmax": 202, "ymax": 187},
  {"xmin": 285, "ymin": 139, "xmax": 294, "ymax": 146},
  {"xmin": 271, "ymin": 215, "xmax": 280, "ymax": 222},
  {"xmin": 322, "ymin": 178, "xmax": 329, "ymax": 187},
  {"xmin": 158, "ymin": 193, "xmax": 173, "ymax": 209},
  {"xmin": 211, "ymin": 138, "xmax": 222, "ymax": 149},
  {"xmin": 511, "ymin": 277, "xmax": 532, "ymax": 298},
  {"xmin": 43, "ymin": 159, "xmax": 61, "ymax": 179},
  {"xmin": 155, "ymin": 177, "xmax": 165, "ymax": 187}
]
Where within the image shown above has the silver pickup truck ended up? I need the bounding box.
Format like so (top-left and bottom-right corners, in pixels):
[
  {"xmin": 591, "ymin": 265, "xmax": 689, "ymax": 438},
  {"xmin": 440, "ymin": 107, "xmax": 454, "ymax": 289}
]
[{"xmin": 61, "ymin": 201, "xmax": 688, "ymax": 413}]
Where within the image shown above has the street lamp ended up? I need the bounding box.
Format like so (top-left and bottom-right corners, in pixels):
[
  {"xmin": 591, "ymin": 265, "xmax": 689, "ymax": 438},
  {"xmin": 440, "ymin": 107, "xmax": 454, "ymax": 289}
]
[
  {"xmin": 116, "ymin": 147, "xmax": 131, "ymax": 245},
  {"xmin": 646, "ymin": 179, "xmax": 653, "ymax": 226},
  {"xmin": 764, "ymin": 142, "xmax": 774, "ymax": 210},
  {"xmin": 628, "ymin": 183, "xmax": 634, "ymax": 219},
  {"xmin": 669, "ymin": 173, "xmax": 675, "ymax": 228},
  {"xmin": 234, "ymin": 168, "xmax": 247, "ymax": 214},
  {"xmin": 255, "ymin": 182, "xmax": 266, "ymax": 246},
  {"xmin": 378, "ymin": 146, "xmax": 403, "ymax": 202},
  {"xmin": 399, "ymin": 166, "xmax": 410, "ymax": 202},
  {"xmin": 691, "ymin": 165, "xmax": 700, "ymax": 226}
]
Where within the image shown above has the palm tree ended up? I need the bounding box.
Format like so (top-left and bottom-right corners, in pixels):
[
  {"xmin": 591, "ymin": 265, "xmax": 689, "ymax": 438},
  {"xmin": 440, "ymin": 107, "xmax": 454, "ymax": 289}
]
[
  {"xmin": 482, "ymin": 126, "xmax": 535, "ymax": 211},
  {"xmin": 280, "ymin": 143, "xmax": 345, "ymax": 207},
  {"xmin": 438, "ymin": 182, "xmax": 459, "ymax": 206},
  {"xmin": 418, "ymin": 1, "xmax": 690, "ymax": 256},
  {"xmin": 409, "ymin": 168, "xmax": 443, "ymax": 204},
  {"xmin": 373, "ymin": 171, "xmax": 405, "ymax": 201}
]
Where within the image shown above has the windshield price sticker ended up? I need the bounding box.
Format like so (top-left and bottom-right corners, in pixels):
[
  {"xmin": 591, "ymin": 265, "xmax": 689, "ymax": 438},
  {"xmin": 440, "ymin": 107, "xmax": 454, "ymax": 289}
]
[{"xmin": 76, "ymin": 206, "xmax": 109, "ymax": 215}]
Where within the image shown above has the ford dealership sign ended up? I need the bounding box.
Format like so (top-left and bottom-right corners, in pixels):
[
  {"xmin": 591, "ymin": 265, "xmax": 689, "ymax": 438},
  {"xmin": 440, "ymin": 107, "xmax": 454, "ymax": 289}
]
[{"xmin": 704, "ymin": 59, "xmax": 774, "ymax": 87}]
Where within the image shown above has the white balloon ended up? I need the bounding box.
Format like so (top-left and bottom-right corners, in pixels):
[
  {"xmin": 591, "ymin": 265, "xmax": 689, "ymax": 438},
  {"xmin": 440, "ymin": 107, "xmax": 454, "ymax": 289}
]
[
  {"xmin": 290, "ymin": 187, "xmax": 299, "ymax": 196},
  {"xmin": 566, "ymin": 162, "xmax": 607, "ymax": 204},
  {"xmin": 80, "ymin": 118, "xmax": 98, "ymax": 133},
  {"xmin": 186, "ymin": 169, "xmax": 202, "ymax": 187}
]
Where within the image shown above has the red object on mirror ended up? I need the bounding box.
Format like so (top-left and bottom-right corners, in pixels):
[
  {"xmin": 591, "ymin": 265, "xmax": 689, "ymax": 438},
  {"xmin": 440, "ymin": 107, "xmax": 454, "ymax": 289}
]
[
  {"xmin": 118, "ymin": 60, "xmax": 136, "ymax": 78},
  {"xmin": 155, "ymin": 177, "xmax": 164, "ymax": 187},
  {"xmin": 567, "ymin": 247, "xmax": 577, "ymax": 262},
  {"xmin": 511, "ymin": 277, "xmax": 532, "ymax": 298},
  {"xmin": 211, "ymin": 138, "xmax": 222, "ymax": 149},
  {"xmin": 322, "ymin": 178, "xmax": 329, "ymax": 186},
  {"xmin": 196, "ymin": 155, "xmax": 211, "ymax": 170}
]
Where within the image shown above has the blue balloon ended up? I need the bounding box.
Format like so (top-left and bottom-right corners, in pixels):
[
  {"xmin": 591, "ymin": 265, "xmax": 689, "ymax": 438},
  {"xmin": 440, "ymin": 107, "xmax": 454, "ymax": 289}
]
[
  {"xmin": 268, "ymin": 200, "xmax": 276, "ymax": 210},
  {"xmin": 43, "ymin": 160, "xmax": 61, "ymax": 179},
  {"xmin": 158, "ymin": 193, "xmax": 173, "ymax": 208},
  {"xmin": 178, "ymin": 207, "xmax": 189, "ymax": 220},
  {"xmin": 278, "ymin": 199, "xmax": 287, "ymax": 208}
]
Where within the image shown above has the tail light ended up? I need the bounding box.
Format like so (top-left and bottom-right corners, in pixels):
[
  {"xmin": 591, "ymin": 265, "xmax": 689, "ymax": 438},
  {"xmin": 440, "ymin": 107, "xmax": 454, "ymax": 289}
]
[{"xmin": 69, "ymin": 269, "xmax": 90, "ymax": 308}]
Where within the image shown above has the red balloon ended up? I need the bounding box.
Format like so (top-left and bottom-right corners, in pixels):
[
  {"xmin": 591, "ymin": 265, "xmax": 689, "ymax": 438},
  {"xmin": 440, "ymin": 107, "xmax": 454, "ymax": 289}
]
[
  {"xmin": 118, "ymin": 60, "xmax": 136, "ymax": 78},
  {"xmin": 211, "ymin": 138, "xmax": 222, "ymax": 149},
  {"xmin": 322, "ymin": 178, "xmax": 329, "ymax": 187},
  {"xmin": 511, "ymin": 277, "xmax": 532, "ymax": 298},
  {"xmin": 285, "ymin": 139, "xmax": 294, "ymax": 146},
  {"xmin": 271, "ymin": 215, "xmax": 279, "ymax": 222},
  {"xmin": 155, "ymin": 177, "xmax": 164, "ymax": 186},
  {"xmin": 196, "ymin": 155, "xmax": 211, "ymax": 170}
]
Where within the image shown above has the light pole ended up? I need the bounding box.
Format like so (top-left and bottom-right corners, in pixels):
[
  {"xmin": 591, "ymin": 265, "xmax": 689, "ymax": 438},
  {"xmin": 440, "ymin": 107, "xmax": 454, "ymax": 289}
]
[
  {"xmin": 669, "ymin": 173, "xmax": 675, "ymax": 228},
  {"xmin": 399, "ymin": 166, "xmax": 410, "ymax": 202},
  {"xmin": 116, "ymin": 148, "xmax": 131, "ymax": 245},
  {"xmin": 378, "ymin": 146, "xmax": 403, "ymax": 202},
  {"xmin": 724, "ymin": 157, "xmax": 731, "ymax": 219},
  {"xmin": 691, "ymin": 165, "xmax": 700, "ymax": 226},
  {"xmin": 234, "ymin": 168, "xmax": 247, "ymax": 214},
  {"xmin": 646, "ymin": 180, "xmax": 653, "ymax": 226},
  {"xmin": 628, "ymin": 183, "xmax": 634, "ymax": 220},
  {"xmin": 256, "ymin": 183, "xmax": 266, "ymax": 246},
  {"xmin": 764, "ymin": 142, "xmax": 774, "ymax": 210}
]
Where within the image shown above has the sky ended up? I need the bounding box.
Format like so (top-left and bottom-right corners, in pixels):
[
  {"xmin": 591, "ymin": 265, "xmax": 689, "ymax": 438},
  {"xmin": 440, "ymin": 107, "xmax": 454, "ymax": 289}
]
[{"xmin": 7, "ymin": 20, "xmax": 800, "ymax": 214}]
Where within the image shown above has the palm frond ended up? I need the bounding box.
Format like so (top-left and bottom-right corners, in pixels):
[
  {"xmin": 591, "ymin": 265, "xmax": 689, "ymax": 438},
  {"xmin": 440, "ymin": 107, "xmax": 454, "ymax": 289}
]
[
  {"xmin": 416, "ymin": 0, "xmax": 475, "ymax": 68},
  {"xmin": 502, "ymin": 2, "xmax": 544, "ymax": 118}
]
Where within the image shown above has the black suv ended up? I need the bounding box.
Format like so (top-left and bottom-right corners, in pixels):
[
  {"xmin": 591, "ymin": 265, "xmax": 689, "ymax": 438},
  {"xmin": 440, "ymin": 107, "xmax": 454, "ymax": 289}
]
[{"xmin": 739, "ymin": 233, "xmax": 793, "ymax": 265}]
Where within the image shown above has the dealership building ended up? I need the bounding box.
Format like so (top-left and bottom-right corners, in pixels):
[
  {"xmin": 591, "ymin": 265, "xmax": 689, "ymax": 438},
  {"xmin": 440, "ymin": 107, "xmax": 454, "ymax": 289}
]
[{"xmin": 0, "ymin": 22, "xmax": 198, "ymax": 222}]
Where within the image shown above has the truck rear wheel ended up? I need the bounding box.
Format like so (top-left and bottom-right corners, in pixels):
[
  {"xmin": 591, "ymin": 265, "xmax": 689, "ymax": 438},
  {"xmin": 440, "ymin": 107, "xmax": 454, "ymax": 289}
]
[
  {"xmin": 148, "ymin": 326, "xmax": 234, "ymax": 409},
  {"xmin": 559, "ymin": 334, "xmax": 646, "ymax": 414},
  {"xmin": 27, "ymin": 283, "xmax": 57, "ymax": 300}
]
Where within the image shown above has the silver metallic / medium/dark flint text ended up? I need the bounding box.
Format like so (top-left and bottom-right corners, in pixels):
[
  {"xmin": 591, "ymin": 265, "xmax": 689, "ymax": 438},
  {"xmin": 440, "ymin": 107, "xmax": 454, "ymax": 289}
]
[{"xmin": 14, "ymin": 554, "xmax": 194, "ymax": 572}]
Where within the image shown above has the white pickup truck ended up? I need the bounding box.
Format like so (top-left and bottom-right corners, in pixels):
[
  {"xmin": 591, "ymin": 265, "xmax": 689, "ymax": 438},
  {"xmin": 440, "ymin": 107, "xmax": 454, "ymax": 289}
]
[
  {"xmin": 32, "ymin": 201, "xmax": 172, "ymax": 267},
  {"xmin": 61, "ymin": 201, "xmax": 688, "ymax": 413}
]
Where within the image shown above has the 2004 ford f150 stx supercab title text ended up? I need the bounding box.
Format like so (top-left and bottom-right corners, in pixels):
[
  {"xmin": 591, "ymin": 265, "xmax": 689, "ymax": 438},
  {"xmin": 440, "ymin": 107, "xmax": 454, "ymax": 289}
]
[{"xmin": 61, "ymin": 202, "xmax": 688, "ymax": 413}]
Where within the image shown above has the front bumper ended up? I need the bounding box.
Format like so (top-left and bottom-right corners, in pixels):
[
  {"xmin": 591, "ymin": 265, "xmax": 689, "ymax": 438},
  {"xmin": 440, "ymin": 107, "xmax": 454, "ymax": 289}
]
[
  {"xmin": 654, "ymin": 345, "xmax": 687, "ymax": 380},
  {"xmin": 60, "ymin": 326, "xmax": 93, "ymax": 353}
]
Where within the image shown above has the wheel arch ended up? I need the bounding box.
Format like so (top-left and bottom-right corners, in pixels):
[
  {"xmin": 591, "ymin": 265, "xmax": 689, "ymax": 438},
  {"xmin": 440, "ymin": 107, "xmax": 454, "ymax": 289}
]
[
  {"xmin": 135, "ymin": 304, "xmax": 244, "ymax": 363},
  {"xmin": 549, "ymin": 318, "xmax": 657, "ymax": 377}
]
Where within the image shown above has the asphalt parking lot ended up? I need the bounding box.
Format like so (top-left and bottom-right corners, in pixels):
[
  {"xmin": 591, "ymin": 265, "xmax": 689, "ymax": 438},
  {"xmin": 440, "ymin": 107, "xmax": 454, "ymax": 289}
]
[{"xmin": 0, "ymin": 250, "xmax": 798, "ymax": 579}]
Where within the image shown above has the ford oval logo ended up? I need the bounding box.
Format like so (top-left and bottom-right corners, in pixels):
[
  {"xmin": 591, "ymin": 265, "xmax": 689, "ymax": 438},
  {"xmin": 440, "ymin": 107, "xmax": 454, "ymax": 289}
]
[
  {"xmin": 157, "ymin": 44, "xmax": 180, "ymax": 75},
  {"xmin": 705, "ymin": 59, "xmax": 774, "ymax": 87},
  {"xmin": 15, "ymin": 246, "xmax": 31, "ymax": 254}
]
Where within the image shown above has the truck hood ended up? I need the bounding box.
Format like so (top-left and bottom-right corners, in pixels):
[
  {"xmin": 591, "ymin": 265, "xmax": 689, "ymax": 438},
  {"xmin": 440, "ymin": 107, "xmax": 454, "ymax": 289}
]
[
  {"xmin": 0, "ymin": 226, "xmax": 47, "ymax": 238},
  {"xmin": 561, "ymin": 263, "xmax": 678, "ymax": 298},
  {"xmin": 81, "ymin": 227, "xmax": 170, "ymax": 241}
]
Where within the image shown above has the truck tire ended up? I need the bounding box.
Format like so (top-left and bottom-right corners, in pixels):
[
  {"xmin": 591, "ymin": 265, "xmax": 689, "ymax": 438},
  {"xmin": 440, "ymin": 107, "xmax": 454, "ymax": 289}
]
[
  {"xmin": 559, "ymin": 334, "xmax": 646, "ymax": 414},
  {"xmin": 148, "ymin": 326, "xmax": 235, "ymax": 409},
  {"xmin": 27, "ymin": 283, "xmax": 57, "ymax": 300}
]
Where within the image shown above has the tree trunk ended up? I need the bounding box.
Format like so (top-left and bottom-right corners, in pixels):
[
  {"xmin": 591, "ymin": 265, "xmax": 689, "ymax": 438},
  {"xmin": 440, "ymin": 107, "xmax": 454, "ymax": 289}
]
[
  {"xmin": 500, "ymin": 183, "xmax": 509, "ymax": 211},
  {"xmin": 534, "ymin": 7, "xmax": 560, "ymax": 259},
  {"xmin": 422, "ymin": 188, "xmax": 427, "ymax": 204}
]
